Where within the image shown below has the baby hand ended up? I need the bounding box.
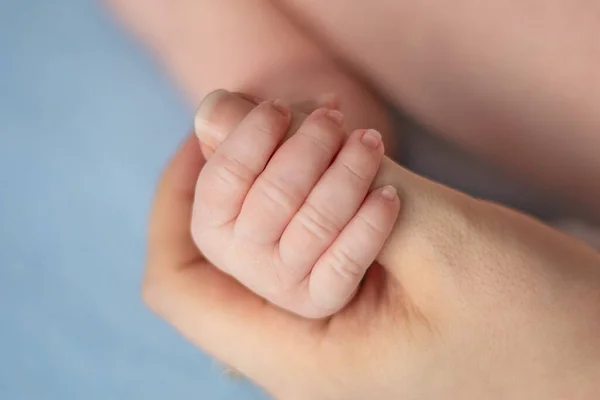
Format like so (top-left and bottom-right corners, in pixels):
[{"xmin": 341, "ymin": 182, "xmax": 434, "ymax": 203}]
[{"xmin": 191, "ymin": 91, "xmax": 400, "ymax": 318}]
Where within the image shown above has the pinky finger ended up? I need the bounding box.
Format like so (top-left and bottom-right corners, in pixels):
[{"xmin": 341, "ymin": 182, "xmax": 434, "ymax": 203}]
[{"xmin": 308, "ymin": 185, "xmax": 401, "ymax": 315}]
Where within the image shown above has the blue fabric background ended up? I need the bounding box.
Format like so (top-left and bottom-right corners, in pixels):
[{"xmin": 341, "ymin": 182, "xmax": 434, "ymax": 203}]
[{"xmin": 0, "ymin": 1, "xmax": 267, "ymax": 398}]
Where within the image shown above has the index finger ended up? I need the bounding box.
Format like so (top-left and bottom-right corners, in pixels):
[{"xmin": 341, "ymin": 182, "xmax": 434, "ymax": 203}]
[{"xmin": 144, "ymin": 135, "xmax": 320, "ymax": 393}]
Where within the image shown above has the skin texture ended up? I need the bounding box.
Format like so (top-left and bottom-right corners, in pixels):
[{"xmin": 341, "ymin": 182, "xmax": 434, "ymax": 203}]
[
  {"xmin": 144, "ymin": 91, "xmax": 600, "ymax": 399},
  {"xmin": 103, "ymin": 0, "xmax": 600, "ymax": 396},
  {"xmin": 192, "ymin": 92, "xmax": 400, "ymax": 317}
]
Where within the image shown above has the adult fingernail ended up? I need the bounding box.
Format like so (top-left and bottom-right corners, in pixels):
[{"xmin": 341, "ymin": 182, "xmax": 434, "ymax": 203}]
[
  {"xmin": 361, "ymin": 129, "xmax": 381, "ymax": 150},
  {"xmin": 325, "ymin": 109, "xmax": 345, "ymax": 127}
]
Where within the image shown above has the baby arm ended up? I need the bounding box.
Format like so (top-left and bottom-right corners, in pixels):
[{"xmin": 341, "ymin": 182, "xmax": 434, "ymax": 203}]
[{"xmin": 108, "ymin": 0, "xmax": 394, "ymax": 151}]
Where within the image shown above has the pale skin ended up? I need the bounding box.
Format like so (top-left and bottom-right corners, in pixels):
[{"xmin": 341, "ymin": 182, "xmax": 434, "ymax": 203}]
[
  {"xmin": 192, "ymin": 91, "xmax": 399, "ymax": 317},
  {"xmin": 146, "ymin": 91, "xmax": 600, "ymax": 399},
  {"xmin": 105, "ymin": 0, "xmax": 396, "ymax": 151},
  {"xmin": 105, "ymin": 0, "xmax": 600, "ymax": 397},
  {"xmin": 108, "ymin": 0, "xmax": 600, "ymax": 218}
]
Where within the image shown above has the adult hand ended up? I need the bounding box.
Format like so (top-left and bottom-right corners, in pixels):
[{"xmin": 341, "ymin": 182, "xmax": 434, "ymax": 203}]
[{"xmin": 144, "ymin": 95, "xmax": 600, "ymax": 400}]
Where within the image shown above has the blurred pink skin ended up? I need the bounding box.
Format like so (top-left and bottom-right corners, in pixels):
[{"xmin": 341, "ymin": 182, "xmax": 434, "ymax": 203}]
[
  {"xmin": 195, "ymin": 91, "xmax": 340, "ymax": 159},
  {"xmin": 192, "ymin": 90, "xmax": 400, "ymax": 317},
  {"xmin": 194, "ymin": 90, "xmax": 405, "ymax": 196}
]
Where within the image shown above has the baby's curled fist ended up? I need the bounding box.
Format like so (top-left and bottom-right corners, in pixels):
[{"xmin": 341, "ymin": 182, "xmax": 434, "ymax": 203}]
[{"xmin": 191, "ymin": 90, "xmax": 400, "ymax": 318}]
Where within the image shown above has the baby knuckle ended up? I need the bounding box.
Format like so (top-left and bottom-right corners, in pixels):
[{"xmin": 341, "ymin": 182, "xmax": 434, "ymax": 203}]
[
  {"xmin": 301, "ymin": 120, "xmax": 340, "ymax": 154},
  {"xmin": 298, "ymin": 202, "xmax": 344, "ymax": 241},
  {"xmin": 328, "ymin": 248, "xmax": 364, "ymax": 280},
  {"xmin": 339, "ymin": 158, "xmax": 371, "ymax": 182},
  {"xmin": 356, "ymin": 212, "xmax": 387, "ymax": 235},
  {"xmin": 251, "ymin": 104, "xmax": 288, "ymax": 135},
  {"xmin": 256, "ymin": 175, "xmax": 301, "ymax": 213},
  {"xmin": 213, "ymin": 154, "xmax": 257, "ymax": 187},
  {"xmin": 305, "ymin": 131, "xmax": 337, "ymax": 156}
]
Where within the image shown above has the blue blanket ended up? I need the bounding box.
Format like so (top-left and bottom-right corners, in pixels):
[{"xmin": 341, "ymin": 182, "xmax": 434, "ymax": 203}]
[{"xmin": 0, "ymin": 1, "xmax": 266, "ymax": 398}]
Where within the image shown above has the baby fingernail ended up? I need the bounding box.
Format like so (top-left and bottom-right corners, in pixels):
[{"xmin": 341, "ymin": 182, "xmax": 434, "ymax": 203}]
[
  {"xmin": 234, "ymin": 92, "xmax": 264, "ymax": 105},
  {"xmin": 325, "ymin": 109, "xmax": 345, "ymax": 127},
  {"xmin": 318, "ymin": 93, "xmax": 340, "ymax": 109},
  {"xmin": 271, "ymin": 99, "xmax": 290, "ymax": 117},
  {"xmin": 380, "ymin": 185, "xmax": 398, "ymax": 201},
  {"xmin": 361, "ymin": 129, "xmax": 381, "ymax": 150}
]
